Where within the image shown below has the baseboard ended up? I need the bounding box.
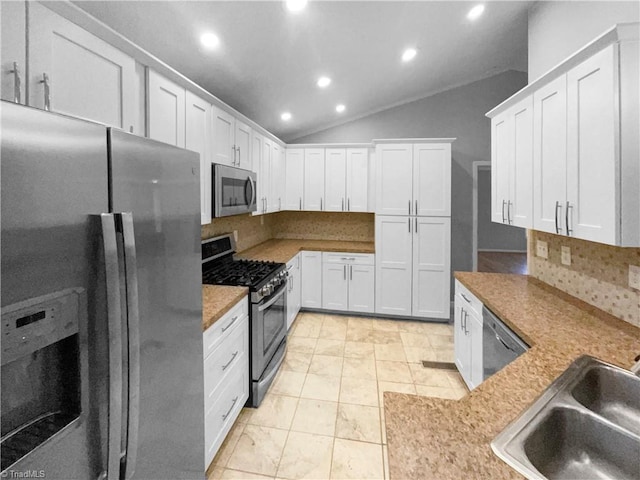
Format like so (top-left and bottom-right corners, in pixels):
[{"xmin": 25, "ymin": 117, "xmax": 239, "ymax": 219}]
[{"xmin": 299, "ymin": 307, "xmax": 451, "ymax": 323}]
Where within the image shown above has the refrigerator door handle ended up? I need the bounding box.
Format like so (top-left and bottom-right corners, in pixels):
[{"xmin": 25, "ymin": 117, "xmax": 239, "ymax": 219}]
[
  {"xmin": 99, "ymin": 214, "xmax": 124, "ymax": 480},
  {"xmin": 118, "ymin": 212, "xmax": 140, "ymax": 480}
]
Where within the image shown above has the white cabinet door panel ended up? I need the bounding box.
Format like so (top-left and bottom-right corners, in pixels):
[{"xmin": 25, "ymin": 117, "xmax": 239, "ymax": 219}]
[
  {"xmin": 468, "ymin": 309, "xmax": 484, "ymax": 389},
  {"xmin": 251, "ymin": 131, "xmax": 265, "ymax": 215},
  {"xmin": 413, "ymin": 144, "xmax": 451, "ymax": 216},
  {"xmin": 491, "ymin": 113, "xmax": 511, "ymax": 224},
  {"xmin": 212, "ymin": 106, "xmax": 235, "ymax": 166},
  {"xmin": 234, "ymin": 119, "xmax": 251, "ymax": 170},
  {"xmin": 347, "ymin": 148, "xmax": 369, "ymax": 212},
  {"xmin": 348, "ymin": 265, "xmax": 375, "ymax": 314},
  {"xmin": 322, "ymin": 263, "xmax": 348, "ymax": 311},
  {"xmin": 375, "ymin": 215, "xmax": 412, "ymax": 316},
  {"xmin": 375, "ymin": 144, "xmax": 412, "ymax": 216},
  {"xmin": 453, "ymin": 294, "xmax": 471, "ymax": 386},
  {"xmin": 304, "ymin": 149, "xmax": 325, "ymax": 211},
  {"xmin": 285, "ymin": 149, "xmax": 304, "ymax": 210},
  {"xmin": 1, "ymin": 1, "xmax": 26, "ymax": 104},
  {"xmin": 301, "ymin": 251, "xmax": 322, "ymax": 308},
  {"xmin": 511, "ymin": 97, "xmax": 534, "ymax": 228},
  {"xmin": 147, "ymin": 69, "xmax": 186, "ymax": 147},
  {"xmin": 29, "ymin": 2, "xmax": 136, "ymax": 130},
  {"xmin": 270, "ymin": 143, "xmax": 284, "ymax": 212},
  {"xmin": 186, "ymin": 91, "xmax": 212, "ymax": 224},
  {"xmin": 325, "ymin": 148, "xmax": 347, "ymax": 212},
  {"xmin": 567, "ymin": 45, "xmax": 617, "ymax": 245},
  {"xmin": 533, "ymin": 75, "xmax": 567, "ymax": 235},
  {"xmin": 262, "ymin": 137, "xmax": 272, "ymax": 213}
]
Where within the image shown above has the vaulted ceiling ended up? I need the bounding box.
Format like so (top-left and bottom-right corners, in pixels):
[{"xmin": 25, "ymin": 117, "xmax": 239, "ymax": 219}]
[{"xmin": 73, "ymin": 1, "xmax": 531, "ymax": 141}]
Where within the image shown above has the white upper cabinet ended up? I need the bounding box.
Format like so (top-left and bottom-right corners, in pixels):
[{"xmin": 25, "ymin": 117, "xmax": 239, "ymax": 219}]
[
  {"xmin": 325, "ymin": 149, "xmax": 347, "ymax": 211},
  {"xmin": 285, "ymin": 148, "xmax": 304, "ymax": 211},
  {"xmin": 251, "ymin": 131, "xmax": 266, "ymax": 215},
  {"xmin": 261, "ymin": 137, "xmax": 273, "ymax": 214},
  {"xmin": 185, "ymin": 91, "xmax": 212, "ymax": 225},
  {"xmin": 234, "ymin": 119, "xmax": 252, "ymax": 170},
  {"xmin": 147, "ymin": 69, "xmax": 186, "ymax": 148},
  {"xmin": 212, "ymin": 105, "xmax": 235, "ymax": 166},
  {"xmin": 1, "ymin": 1, "xmax": 26, "ymax": 104},
  {"xmin": 491, "ymin": 95, "xmax": 533, "ymax": 228},
  {"xmin": 346, "ymin": 148, "xmax": 369, "ymax": 212},
  {"xmin": 376, "ymin": 142, "xmax": 452, "ymax": 216},
  {"xmin": 28, "ymin": 2, "xmax": 137, "ymax": 131},
  {"xmin": 270, "ymin": 143, "xmax": 284, "ymax": 212},
  {"xmin": 304, "ymin": 149, "xmax": 325, "ymax": 211}
]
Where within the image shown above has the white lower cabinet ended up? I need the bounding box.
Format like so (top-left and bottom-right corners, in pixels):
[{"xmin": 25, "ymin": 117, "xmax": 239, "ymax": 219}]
[
  {"xmin": 203, "ymin": 296, "xmax": 249, "ymax": 469},
  {"xmin": 322, "ymin": 253, "xmax": 375, "ymax": 313},
  {"xmin": 286, "ymin": 253, "xmax": 302, "ymax": 329},
  {"xmin": 301, "ymin": 251, "xmax": 322, "ymax": 308},
  {"xmin": 453, "ymin": 281, "xmax": 483, "ymax": 390}
]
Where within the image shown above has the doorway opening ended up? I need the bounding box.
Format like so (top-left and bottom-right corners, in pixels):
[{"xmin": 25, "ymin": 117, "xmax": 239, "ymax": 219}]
[{"xmin": 472, "ymin": 162, "xmax": 527, "ymax": 274}]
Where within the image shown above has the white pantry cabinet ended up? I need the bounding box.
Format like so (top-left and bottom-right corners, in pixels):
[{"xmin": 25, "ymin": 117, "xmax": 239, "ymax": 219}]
[
  {"xmin": 284, "ymin": 148, "xmax": 304, "ymax": 211},
  {"xmin": 1, "ymin": 1, "xmax": 26, "ymax": 104},
  {"xmin": 325, "ymin": 148, "xmax": 369, "ymax": 212},
  {"xmin": 185, "ymin": 91, "xmax": 213, "ymax": 225},
  {"xmin": 322, "ymin": 253, "xmax": 374, "ymax": 314},
  {"xmin": 491, "ymin": 95, "xmax": 533, "ymax": 228},
  {"xmin": 304, "ymin": 149, "xmax": 325, "ymax": 211},
  {"xmin": 147, "ymin": 69, "xmax": 186, "ymax": 148},
  {"xmin": 300, "ymin": 251, "xmax": 322, "ymax": 308},
  {"xmin": 286, "ymin": 254, "xmax": 302, "ymax": 330},
  {"xmin": 453, "ymin": 280, "xmax": 483, "ymax": 390},
  {"xmin": 212, "ymin": 105, "xmax": 252, "ymax": 169},
  {"xmin": 376, "ymin": 141, "xmax": 452, "ymax": 217},
  {"xmin": 28, "ymin": 2, "xmax": 138, "ymax": 131}
]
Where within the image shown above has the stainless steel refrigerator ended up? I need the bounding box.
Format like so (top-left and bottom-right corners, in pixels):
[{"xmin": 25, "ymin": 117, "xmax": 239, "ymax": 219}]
[{"xmin": 1, "ymin": 101, "xmax": 204, "ymax": 480}]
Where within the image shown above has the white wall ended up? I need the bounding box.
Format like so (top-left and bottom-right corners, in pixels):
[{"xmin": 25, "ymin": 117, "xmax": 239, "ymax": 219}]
[{"xmin": 528, "ymin": 1, "xmax": 640, "ymax": 80}]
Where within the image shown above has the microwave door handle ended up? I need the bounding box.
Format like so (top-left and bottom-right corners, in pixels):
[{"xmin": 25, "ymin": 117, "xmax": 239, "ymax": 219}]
[
  {"xmin": 118, "ymin": 213, "xmax": 140, "ymax": 480},
  {"xmin": 99, "ymin": 214, "xmax": 123, "ymax": 480},
  {"xmin": 247, "ymin": 176, "xmax": 256, "ymax": 208}
]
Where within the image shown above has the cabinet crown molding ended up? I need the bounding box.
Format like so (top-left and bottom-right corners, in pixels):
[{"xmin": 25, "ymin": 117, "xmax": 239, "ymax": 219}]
[{"xmin": 373, "ymin": 138, "xmax": 456, "ymax": 144}]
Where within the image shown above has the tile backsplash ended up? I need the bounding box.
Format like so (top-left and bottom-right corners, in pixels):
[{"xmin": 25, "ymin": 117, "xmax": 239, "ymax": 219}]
[
  {"xmin": 201, "ymin": 214, "xmax": 275, "ymax": 252},
  {"xmin": 528, "ymin": 230, "xmax": 640, "ymax": 327}
]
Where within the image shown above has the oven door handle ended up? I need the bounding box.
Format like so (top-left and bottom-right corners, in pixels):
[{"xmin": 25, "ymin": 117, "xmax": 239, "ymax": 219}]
[{"xmin": 258, "ymin": 283, "xmax": 287, "ymax": 312}]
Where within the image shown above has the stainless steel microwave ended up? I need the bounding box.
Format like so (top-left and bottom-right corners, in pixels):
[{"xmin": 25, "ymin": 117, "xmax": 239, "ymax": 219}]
[{"xmin": 212, "ymin": 163, "xmax": 257, "ymax": 217}]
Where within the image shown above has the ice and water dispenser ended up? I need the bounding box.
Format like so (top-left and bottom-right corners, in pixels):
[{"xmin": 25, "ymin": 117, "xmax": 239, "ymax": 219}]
[{"xmin": 1, "ymin": 289, "xmax": 83, "ymax": 471}]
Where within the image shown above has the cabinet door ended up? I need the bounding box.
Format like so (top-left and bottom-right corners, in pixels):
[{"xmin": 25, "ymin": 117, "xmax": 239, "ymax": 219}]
[
  {"xmin": 375, "ymin": 215, "xmax": 413, "ymax": 316},
  {"xmin": 262, "ymin": 137, "xmax": 272, "ymax": 213},
  {"xmin": 304, "ymin": 149, "xmax": 325, "ymax": 211},
  {"xmin": 322, "ymin": 263, "xmax": 349, "ymax": 311},
  {"xmin": 468, "ymin": 309, "xmax": 484, "ymax": 390},
  {"xmin": 301, "ymin": 251, "xmax": 322, "ymax": 308},
  {"xmin": 212, "ymin": 105, "xmax": 235, "ymax": 166},
  {"xmin": 348, "ymin": 264, "xmax": 375, "ymax": 314},
  {"xmin": 324, "ymin": 148, "xmax": 347, "ymax": 211},
  {"xmin": 453, "ymin": 294, "xmax": 471, "ymax": 387},
  {"xmin": 285, "ymin": 149, "xmax": 304, "ymax": 210},
  {"xmin": 234, "ymin": 119, "xmax": 252, "ymax": 170},
  {"xmin": 533, "ymin": 75, "xmax": 567, "ymax": 235},
  {"xmin": 346, "ymin": 148, "xmax": 369, "ymax": 212},
  {"xmin": 186, "ymin": 91, "xmax": 212, "ymax": 224},
  {"xmin": 413, "ymin": 144, "xmax": 451, "ymax": 216},
  {"xmin": 270, "ymin": 143, "xmax": 284, "ymax": 212},
  {"xmin": 511, "ymin": 96, "xmax": 534, "ymax": 228},
  {"xmin": 375, "ymin": 144, "xmax": 413, "ymax": 215},
  {"xmin": 29, "ymin": 2, "xmax": 136, "ymax": 130},
  {"xmin": 1, "ymin": 1, "xmax": 26, "ymax": 104},
  {"xmin": 251, "ymin": 131, "xmax": 264, "ymax": 215},
  {"xmin": 491, "ymin": 112, "xmax": 512, "ymax": 224},
  {"xmin": 293, "ymin": 254, "xmax": 302, "ymax": 314},
  {"xmin": 567, "ymin": 45, "xmax": 618, "ymax": 245},
  {"xmin": 147, "ymin": 69, "xmax": 186, "ymax": 147},
  {"xmin": 412, "ymin": 217, "xmax": 451, "ymax": 319},
  {"xmin": 286, "ymin": 257, "xmax": 297, "ymax": 330}
]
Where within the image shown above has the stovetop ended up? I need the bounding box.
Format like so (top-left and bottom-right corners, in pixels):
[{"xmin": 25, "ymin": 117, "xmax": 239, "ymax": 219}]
[{"xmin": 202, "ymin": 258, "xmax": 284, "ymax": 289}]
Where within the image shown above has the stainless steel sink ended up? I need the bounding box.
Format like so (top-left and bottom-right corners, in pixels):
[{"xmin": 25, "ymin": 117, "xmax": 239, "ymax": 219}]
[{"xmin": 492, "ymin": 356, "xmax": 640, "ymax": 480}]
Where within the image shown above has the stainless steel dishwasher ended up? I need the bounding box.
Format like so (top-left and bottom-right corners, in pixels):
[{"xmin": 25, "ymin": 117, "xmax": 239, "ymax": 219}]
[{"xmin": 483, "ymin": 306, "xmax": 529, "ymax": 380}]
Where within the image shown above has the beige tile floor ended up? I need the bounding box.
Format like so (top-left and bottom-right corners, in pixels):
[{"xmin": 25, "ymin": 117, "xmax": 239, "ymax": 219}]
[{"xmin": 208, "ymin": 312, "xmax": 467, "ymax": 480}]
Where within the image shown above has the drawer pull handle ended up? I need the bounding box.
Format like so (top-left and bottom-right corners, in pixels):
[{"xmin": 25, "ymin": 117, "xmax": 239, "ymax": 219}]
[
  {"xmin": 222, "ymin": 396, "xmax": 239, "ymax": 421},
  {"xmin": 222, "ymin": 315, "xmax": 240, "ymax": 333},
  {"xmin": 461, "ymin": 293, "xmax": 472, "ymax": 304},
  {"xmin": 222, "ymin": 351, "xmax": 239, "ymax": 371}
]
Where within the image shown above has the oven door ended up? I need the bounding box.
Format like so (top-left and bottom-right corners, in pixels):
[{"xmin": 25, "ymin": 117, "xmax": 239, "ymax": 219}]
[
  {"xmin": 251, "ymin": 282, "xmax": 287, "ymax": 381},
  {"xmin": 213, "ymin": 164, "xmax": 257, "ymax": 217}
]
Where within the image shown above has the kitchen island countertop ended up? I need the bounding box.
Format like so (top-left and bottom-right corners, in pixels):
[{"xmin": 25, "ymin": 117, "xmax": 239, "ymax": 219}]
[{"xmin": 385, "ymin": 272, "xmax": 640, "ymax": 480}]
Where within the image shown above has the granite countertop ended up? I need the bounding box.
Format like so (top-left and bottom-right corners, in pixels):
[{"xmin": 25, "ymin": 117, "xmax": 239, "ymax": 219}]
[
  {"xmin": 202, "ymin": 285, "xmax": 249, "ymax": 331},
  {"xmin": 237, "ymin": 239, "xmax": 375, "ymax": 264},
  {"xmin": 385, "ymin": 272, "xmax": 640, "ymax": 480}
]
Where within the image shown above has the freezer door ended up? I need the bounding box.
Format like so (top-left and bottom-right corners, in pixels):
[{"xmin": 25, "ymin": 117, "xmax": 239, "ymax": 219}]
[
  {"xmin": 109, "ymin": 130, "xmax": 204, "ymax": 480},
  {"xmin": 1, "ymin": 101, "xmax": 111, "ymax": 479}
]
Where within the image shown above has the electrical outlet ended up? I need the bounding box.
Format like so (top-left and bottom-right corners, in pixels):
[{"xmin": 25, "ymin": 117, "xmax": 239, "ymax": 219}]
[
  {"xmin": 536, "ymin": 240, "xmax": 548, "ymax": 259},
  {"xmin": 233, "ymin": 230, "xmax": 238, "ymax": 242},
  {"xmin": 629, "ymin": 265, "xmax": 640, "ymax": 290},
  {"xmin": 561, "ymin": 246, "xmax": 571, "ymax": 266}
]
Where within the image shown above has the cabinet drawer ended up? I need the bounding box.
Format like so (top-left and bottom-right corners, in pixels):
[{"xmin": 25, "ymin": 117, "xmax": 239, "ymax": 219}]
[
  {"xmin": 455, "ymin": 280, "xmax": 483, "ymax": 317},
  {"xmin": 204, "ymin": 356, "xmax": 249, "ymax": 467},
  {"xmin": 204, "ymin": 315, "xmax": 249, "ymax": 410},
  {"xmin": 322, "ymin": 252, "xmax": 374, "ymax": 266},
  {"xmin": 203, "ymin": 296, "xmax": 248, "ymax": 358}
]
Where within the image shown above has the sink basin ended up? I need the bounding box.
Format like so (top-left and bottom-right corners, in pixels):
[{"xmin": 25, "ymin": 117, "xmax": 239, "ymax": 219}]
[{"xmin": 492, "ymin": 356, "xmax": 640, "ymax": 480}]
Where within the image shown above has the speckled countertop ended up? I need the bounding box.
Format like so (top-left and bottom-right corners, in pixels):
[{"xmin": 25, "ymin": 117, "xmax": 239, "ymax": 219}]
[
  {"xmin": 202, "ymin": 285, "xmax": 248, "ymax": 331},
  {"xmin": 237, "ymin": 239, "xmax": 375, "ymax": 263},
  {"xmin": 385, "ymin": 272, "xmax": 640, "ymax": 480}
]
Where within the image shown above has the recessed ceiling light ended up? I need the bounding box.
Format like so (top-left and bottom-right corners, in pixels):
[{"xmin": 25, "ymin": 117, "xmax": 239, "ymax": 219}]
[
  {"xmin": 317, "ymin": 76, "xmax": 331, "ymax": 88},
  {"xmin": 402, "ymin": 48, "xmax": 417, "ymax": 63},
  {"xmin": 286, "ymin": 0, "xmax": 307, "ymax": 13},
  {"xmin": 281, "ymin": 112, "xmax": 292, "ymax": 121},
  {"xmin": 336, "ymin": 104, "xmax": 346, "ymax": 113},
  {"xmin": 200, "ymin": 32, "xmax": 220, "ymax": 50},
  {"xmin": 467, "ymin": 4, "xmax": 485, "ymax": 21}
]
